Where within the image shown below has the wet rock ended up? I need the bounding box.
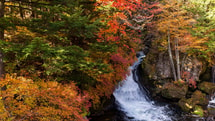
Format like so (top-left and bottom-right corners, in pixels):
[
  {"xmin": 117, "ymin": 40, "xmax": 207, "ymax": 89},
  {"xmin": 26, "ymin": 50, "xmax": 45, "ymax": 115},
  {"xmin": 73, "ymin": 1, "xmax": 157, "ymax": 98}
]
[
  {"xmin": 161, "ymin": 82, "xmax": 188, "ymax": 100},
  {"xmin": 136, "ymin": 51, "xmax": 145, "ymax": 58},
  {"xmin": 178, "ymin": 98, "xmax": 195, "ymax": 112},
  {"xmin": 178, "ymin": 90, "xmax": 208, "ymax": 115},
  {"xmin": 198, "ymin": 82, "xmax": 215, "ymax": 95},
  {"xmin": 191, "ymin": 90, "xmax": 208, "ymax": 106},
  {"xmin": 207, "ymin": 106, "xmax": 215, "ymax": 121},
  {"xmin": 208, "ymin": 107, "xmax": 215, "ymax": 116},
  {"xmin": 192, "ymin": 105, "xmax": 204, "ymax": 117},
  {"xmin": 206, "ymin": 116, "xmax": 215, "ymax": 121},
  {"xmin": 154, "ymin": 84, "xmax": 163, "ymax": 95}
]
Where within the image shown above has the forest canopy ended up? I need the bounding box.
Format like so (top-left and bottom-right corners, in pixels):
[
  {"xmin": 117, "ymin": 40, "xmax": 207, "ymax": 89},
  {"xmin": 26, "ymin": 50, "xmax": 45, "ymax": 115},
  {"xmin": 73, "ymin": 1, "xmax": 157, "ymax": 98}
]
[{"xmin": 0, "ymin": 0, "xmax": 214, "ymax": 120}]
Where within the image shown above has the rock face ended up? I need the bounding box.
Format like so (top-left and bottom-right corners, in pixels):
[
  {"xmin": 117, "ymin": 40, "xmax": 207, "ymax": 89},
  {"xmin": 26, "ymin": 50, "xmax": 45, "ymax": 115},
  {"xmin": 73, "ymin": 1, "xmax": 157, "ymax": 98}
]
[
  {"xmin": 161, "ymin": 82, "xmax": 188, "ymax": 100},
  {"xmin": 142, "ymin": 52, "xmax": 172, "ymax": 80},
  {"xmin": 181, "ymin": 55, "xmax": 203, "ymax": 82},
  {"xmin": 140, "ymin": 51, "xmax": 213, "ymax": 117},
  {"xmin": 143, "ymin": 52, "xmax": 204, "ymax": 82}
]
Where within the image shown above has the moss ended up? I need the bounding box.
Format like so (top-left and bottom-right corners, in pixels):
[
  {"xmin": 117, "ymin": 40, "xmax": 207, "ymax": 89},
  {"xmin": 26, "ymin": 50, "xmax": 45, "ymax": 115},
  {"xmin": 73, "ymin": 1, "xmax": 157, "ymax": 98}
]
[
  {"xmin": 198, "ymin": 82, "xmax": 215, "ymax": 94},
  {"xmin": 179, "ymin": 98, "xmax": 194, "ymax": 112},
  {"xmin": 173, "ymin": 80, "xmax": 185, "ymax": 87},
  {"xmin": 192, "ymin": 106, "xmax": 204, "ymax": 117},
  {"xmin": 161, "ymin": 82, "xmax": 188, "ymax": 100},
  {"xmin": 191, "ymin": 90, "xmax": 208, "ymax": 106}
]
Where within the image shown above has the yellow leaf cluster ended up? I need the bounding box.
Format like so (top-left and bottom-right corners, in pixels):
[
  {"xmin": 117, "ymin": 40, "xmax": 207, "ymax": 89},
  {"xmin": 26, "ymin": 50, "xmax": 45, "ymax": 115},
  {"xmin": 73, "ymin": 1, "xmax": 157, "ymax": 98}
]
[
  {"xmin": 0, "ymin": 74, "xmax": 89, "ymax": 120},
  {"xmin": 156, "ymin": 0, "xmax": 206, "ymax": 52}
]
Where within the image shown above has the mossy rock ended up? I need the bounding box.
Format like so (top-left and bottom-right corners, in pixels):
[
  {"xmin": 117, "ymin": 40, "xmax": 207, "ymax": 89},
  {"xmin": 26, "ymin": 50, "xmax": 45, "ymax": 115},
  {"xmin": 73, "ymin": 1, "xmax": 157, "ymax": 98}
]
[
  {"xmin": 208, "ymin": 107, "xmax": 215, "ymax": 115},
  {"xmin": 155, "ymin": 84, "xmax": 163, "ymax": 94},
  {"xmin": 191, "ymin": 90, "xmax": 208, "ymax": 106},
  {"xmin": 178, "ymin": 90, "xmax": 208, "ymax": 114},
  {"xmin": 192, "ymin": 105, "xmax": 204, "ymax": 117},
  {"xmin": 161, "ymin": 82, "xmax": 188, "ymax": 100},
  {"xmin": 198, "ymin": 82, "xmax": 215, "ymax": 95},
  {"xmin": 178, "ymin": 98, "xmax": 195, "ymax": 112}
]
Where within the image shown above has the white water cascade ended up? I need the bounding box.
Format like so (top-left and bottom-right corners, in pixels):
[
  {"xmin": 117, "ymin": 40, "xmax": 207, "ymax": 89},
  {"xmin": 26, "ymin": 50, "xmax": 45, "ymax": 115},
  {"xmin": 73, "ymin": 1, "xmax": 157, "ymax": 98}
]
[
  {"xmin": 113, "ymin": 53, "xmax": 174, "ymax": 121},
  {"xmin": 208, "ymin": 96, "xmax": 215, "ymax": 108}
]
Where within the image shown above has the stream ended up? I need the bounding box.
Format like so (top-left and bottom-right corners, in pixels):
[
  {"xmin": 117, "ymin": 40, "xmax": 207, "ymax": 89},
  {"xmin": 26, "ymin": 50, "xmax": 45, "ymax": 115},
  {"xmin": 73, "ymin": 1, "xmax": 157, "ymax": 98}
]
[
  {"xmin": 112, "ymin": 53, "xmax": 183, "ymax": 121},
  {"xmin": 113, "ymin": 56, "xmax": 174, "ymax": 121},
  {"xmin": 90, "ymin": 53, "xmax": 211, "ymax": 121}
]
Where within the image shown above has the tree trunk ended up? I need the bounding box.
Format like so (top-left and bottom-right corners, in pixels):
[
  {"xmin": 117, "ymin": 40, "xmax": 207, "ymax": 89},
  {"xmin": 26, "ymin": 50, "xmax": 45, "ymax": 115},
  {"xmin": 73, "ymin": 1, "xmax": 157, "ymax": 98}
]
[
  {"xmin": 0, "ymin": 0, "xmax": 5, "ymax": 77},
  {"xmin": 0, "ymin": 0, "xmax": 4, "ymax": 40},
  {"xmin": 19, "ymin": 1, "xmax": 24, "ymax": 19},
  {"xmin": 168, "ymin": 29, "xmax": 177, "ymax": 81},
  {"xmin": 175, "ymin": 38, "xmax": 181, "ymax": 80},
  {"xmin": 30, "ymin": 0, "xmax": 36, "ymax": 18}
]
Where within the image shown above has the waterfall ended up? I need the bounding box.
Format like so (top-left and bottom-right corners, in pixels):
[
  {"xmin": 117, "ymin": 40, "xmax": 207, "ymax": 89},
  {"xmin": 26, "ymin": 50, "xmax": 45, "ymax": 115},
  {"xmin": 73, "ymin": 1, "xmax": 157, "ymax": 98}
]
[
  {"xmin": 113, "ymin": 53, "xmax": 174, "ymax": 121},
  {"xmin": 208, "ymin": 95, "xmax": 215, "ymax": 108}
]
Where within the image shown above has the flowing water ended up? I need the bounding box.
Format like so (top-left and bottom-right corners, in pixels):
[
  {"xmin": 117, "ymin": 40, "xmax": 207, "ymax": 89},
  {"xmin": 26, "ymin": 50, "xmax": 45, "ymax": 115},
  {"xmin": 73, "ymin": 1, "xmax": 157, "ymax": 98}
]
[
  {"xmin": 113, "ymin": 54, "xmax": 176, "ymax": 121},
  {"xmin": 90, "ymin": 52, "xmax": 202, "ymax": 121},
  {"xmin": 208, "ymin": 96, "xmax": 215, "ymax": 108}
]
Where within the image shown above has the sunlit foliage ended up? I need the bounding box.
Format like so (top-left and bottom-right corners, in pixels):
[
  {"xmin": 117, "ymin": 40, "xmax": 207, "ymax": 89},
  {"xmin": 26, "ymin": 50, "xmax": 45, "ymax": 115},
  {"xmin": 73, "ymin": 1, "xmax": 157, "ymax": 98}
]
[
  {"xmin": 0, "ymin": 0, "xmax": 161, "ymax": 119},
  {"xmin": 0, "ymin": 74, "xmax": 90, "ymax": 120}
]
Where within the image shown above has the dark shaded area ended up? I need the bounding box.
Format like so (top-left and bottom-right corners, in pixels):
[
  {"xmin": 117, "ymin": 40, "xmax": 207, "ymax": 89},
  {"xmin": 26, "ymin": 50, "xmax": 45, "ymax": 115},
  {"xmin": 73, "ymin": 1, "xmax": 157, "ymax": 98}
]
[
  {"xmin": 212, "ymin": 66, "xmax": 215, "ymax": 83},
  {"xmin": 142, "ymin": 33, "xmax": 153, "ymax": 55}
]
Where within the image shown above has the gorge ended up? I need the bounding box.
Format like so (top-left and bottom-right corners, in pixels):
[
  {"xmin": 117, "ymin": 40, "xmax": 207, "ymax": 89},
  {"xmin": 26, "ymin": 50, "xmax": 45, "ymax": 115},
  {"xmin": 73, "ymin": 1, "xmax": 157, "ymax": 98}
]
[
  {"xmin": 90, "ymin": 51, "xmax": 215, "ymax": 121},
  {"xmin": 113, "ymin": 54, "xmax": 175, "ymax": 121}
]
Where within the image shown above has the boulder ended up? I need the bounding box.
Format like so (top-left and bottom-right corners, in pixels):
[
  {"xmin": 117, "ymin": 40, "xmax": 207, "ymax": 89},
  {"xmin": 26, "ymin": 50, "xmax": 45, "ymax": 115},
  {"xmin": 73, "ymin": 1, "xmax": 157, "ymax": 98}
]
[
  {"xmin": 191, "ymin": 90, "xmax": 208, "ymax": 106},
  {"xmin": 178, "ymin": 98, "xmax": 195, "ymax": 112},
  {"xmin": 192, "ymin": 105, "xmax": 204, "ymax": 117},
  {"xmin": 198, "ymin": 82, "xmax": 215, "ymax": 95},
  {"xmin": 178, "ymin": 90, "xmax": 208, "ymax": 115},
  {"xmin": 208, "ymin": 107, "xmax": 215, "ymax": 116},
  {"xmin": 161, "ymin": 82, "xmax": 188, "ymax": 100}
]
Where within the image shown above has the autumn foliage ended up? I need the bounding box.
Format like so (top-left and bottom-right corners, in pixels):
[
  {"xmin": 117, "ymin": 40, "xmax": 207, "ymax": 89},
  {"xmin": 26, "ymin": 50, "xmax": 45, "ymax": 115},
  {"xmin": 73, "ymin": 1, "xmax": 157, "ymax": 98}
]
[
  {"xmin": 0, "ymin": 74, "xmax": 90, "ymax": 120},
  {"xmin": 0, "ymin": 0, "xmax": 214, "ymax": 119},
  {"xmin": 87, "ymin": 0, "xmax": 161, "ymax": 107},
  {"xmin": 0, "ymin": 0, "xmax": 161, "ymax": 120},
  {"xmin": 155, "ymin": 0, "xmax": 215, "ymax": 64}
]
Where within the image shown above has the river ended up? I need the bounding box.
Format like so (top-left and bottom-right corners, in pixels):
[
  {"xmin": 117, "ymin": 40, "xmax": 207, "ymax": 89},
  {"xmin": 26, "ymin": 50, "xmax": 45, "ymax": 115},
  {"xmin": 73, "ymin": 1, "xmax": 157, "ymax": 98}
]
[
  {"xmin": 90, "ymin": 53, "xmax": 205, "ymax": 121},
  {"xmin": 113, "ymin": 54, "xmax": 179, "ymax": 121}
]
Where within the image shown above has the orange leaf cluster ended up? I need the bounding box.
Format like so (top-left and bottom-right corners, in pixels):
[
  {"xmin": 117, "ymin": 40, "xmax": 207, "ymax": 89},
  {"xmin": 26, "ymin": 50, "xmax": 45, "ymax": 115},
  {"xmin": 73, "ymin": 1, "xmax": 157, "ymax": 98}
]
[
  {"xmin": 87, "ymin": 0, "xmax": 160, "ymax": 107},
  {"xmin": 0, "ymin": 74, "xmax": 90, "ymax": 120},
  {"xmin": 156, "ymin": 0, "xmax": 206, "ymax": 52}
]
